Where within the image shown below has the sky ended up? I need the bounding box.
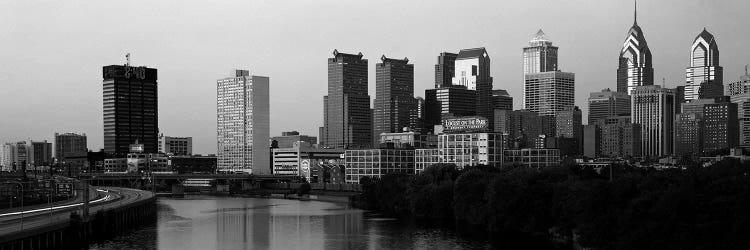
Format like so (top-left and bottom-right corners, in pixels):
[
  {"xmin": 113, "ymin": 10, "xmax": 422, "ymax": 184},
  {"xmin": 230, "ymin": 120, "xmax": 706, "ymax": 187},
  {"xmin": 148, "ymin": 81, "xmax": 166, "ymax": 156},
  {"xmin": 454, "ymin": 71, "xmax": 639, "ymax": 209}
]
[{"xmin": 1, "ymin": 0, "xmax": 749, "ymax": 155}]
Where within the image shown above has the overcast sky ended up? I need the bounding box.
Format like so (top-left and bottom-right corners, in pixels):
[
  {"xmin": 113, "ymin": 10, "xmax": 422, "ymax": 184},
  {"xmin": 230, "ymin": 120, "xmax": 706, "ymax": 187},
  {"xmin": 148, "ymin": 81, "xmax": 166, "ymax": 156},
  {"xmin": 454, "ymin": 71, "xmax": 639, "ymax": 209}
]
[{"xmin": 1, "ymin": 0, "xmax": 748, "ymax": 155}]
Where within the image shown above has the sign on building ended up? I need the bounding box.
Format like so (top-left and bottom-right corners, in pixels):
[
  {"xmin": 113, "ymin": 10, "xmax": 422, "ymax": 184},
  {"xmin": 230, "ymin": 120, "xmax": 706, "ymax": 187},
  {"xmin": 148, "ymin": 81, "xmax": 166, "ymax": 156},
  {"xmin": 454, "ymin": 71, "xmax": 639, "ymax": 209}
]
[
  {"xmin": 442, "ymin": 117, "xmax": 489, "ymax": 133},
  {"xmin": 56, "ymin": 183, "xmax": 73, "ymax": 195}
]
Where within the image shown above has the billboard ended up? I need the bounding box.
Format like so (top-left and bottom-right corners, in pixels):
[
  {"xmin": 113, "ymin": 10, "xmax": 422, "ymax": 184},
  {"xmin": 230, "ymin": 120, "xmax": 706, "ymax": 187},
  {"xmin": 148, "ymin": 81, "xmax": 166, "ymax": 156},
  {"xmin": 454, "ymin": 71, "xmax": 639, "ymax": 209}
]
[{"xmin": 442, "ymin": 117, "xmax": 488, "ymax": 133}]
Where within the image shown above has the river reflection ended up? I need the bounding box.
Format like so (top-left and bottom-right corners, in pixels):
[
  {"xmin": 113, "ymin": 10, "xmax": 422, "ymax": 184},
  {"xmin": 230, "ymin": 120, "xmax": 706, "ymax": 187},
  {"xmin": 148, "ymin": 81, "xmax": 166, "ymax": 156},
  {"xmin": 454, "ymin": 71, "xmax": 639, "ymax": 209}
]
[{"xmin": 89, "ymin": 196, "xmax": 489, "ymax": 250}]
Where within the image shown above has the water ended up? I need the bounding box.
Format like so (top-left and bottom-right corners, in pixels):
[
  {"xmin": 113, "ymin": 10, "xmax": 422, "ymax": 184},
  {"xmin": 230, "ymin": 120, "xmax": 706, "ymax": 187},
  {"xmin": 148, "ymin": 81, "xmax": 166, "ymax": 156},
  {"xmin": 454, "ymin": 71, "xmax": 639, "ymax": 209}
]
[{"xmin": 89, "ymin": 196, "xmax": 490, "ymax": 250}]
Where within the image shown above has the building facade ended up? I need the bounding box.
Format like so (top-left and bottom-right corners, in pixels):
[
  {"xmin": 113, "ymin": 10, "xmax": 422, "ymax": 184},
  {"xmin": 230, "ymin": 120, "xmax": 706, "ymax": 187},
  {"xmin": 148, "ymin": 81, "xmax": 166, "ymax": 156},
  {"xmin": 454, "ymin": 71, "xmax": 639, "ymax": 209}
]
[
  {"xmin": 217, "ymin": 70, "xmax": 270, "ymax": 174},
  {"xmin": 452, "ymin": 48, "xmax": 493, "ymax": 125},
  {"xmin": 503, "ymin": 149, "xmax": 560, "ymax": 168},
  {"xmin": 492, "ymin": 89, "xmax": 513, "ymax": 111},
  {"xmin": 158, "ymin": 134, "xmax": 192, "ymax": 156},
  {"xmin": 272, "ymin": 143, "xmax": 344, "ymax": 178},
  {"xmin": 702, "ymin": 102, "xmax": 739, "ymax": 153},
  {"xmin": 617, "ymin": 5, "xmax": 654, "ymax": 95},
  {"xmin": 322, "ymin": 50, "xmax": 372, "ymax": 149},
  {"xmin": 631, "ymin": 85, "xmax": 675, "ymax": 157},
  {"xmin": 555, "ymin": 106, "xmax": 583, "ymax": 154},
  {"xmin": 588, "ymin": 88, "xmax": 631, "ymax": 124},
  {"xmin": 725, "ymin": 72, "xmax": 750, "ymax": 148},
  {"xmin": 415, "ymin": 148, "xmax": 441, "ymax": 174},
  {"xmin": 271, "ymin": 131, "xmax": 317, "ymax": 149},
  {"xmin": 102, "ymin": 64, "xmax": 158, "ymax": 156},
  {"xmin": 599, "ymin": 116, "xmax": 642, "ymax": 158},
  {"xmin": 523, "ymin": 29, "xmax": 558, "ymax": 74},
  {"xmin": 424, "ymin": 86, "xmax": 477, "ymax": 131},
  {"xmin": 379, "ymin": 132, "xmax": 437, "ymax": 149},
  {"xmin": 438, "ymin": 132, "xmax": 504, "ymax": 168},
  {"xmin": 434, "ymin": 52, "xmax": 457, "ymax": 88},
  {"xmin": 685, "ymin": 29, "xmax": 723, "ymax": 101},
  {"xmin": 374, "ymin": 56, "xmax": 415, "ymax": 142},
  {"xmin": 524, "ymin": 72, "xmax": 575, "ymax": 117},
  {"xmin": 344, "ymin": 149, "xmax": 415, "ymax": 184}
]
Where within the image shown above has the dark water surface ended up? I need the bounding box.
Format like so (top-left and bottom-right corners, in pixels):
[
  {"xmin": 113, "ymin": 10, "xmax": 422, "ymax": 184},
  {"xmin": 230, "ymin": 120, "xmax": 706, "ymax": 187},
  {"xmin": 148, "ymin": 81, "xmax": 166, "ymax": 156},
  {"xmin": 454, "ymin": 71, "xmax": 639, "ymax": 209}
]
[{"xmin": 89, "ymin": 196, "xmax": 490, "ymax": 250}]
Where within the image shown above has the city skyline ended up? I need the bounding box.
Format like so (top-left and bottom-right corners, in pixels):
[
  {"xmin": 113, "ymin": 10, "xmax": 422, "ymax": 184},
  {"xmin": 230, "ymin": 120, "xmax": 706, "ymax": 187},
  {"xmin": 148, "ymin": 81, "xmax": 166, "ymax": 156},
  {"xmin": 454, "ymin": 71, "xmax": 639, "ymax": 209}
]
[{"xmin": 2, "ymin": 0, "xmax": 750, "ymax": 154}]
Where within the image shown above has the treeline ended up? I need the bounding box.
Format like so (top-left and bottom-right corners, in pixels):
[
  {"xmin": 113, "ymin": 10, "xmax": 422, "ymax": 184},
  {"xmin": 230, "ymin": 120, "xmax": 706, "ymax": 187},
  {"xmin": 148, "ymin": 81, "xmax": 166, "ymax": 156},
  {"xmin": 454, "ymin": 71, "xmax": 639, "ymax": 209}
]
[{"xmin": 356, "ymin": 159, "xmax": 750, "ymax": 249}]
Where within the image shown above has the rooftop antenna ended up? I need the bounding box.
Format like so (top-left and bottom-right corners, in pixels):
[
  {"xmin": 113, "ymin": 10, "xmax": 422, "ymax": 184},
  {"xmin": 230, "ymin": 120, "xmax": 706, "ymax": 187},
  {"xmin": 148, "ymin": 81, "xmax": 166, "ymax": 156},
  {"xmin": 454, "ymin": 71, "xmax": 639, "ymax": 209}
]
[
  {"xmin": 633, "ymin": 0, "xmax": 638, "ymax": 25},
  {"xmin": 126, "ymin": 53, "xmax": 131, "ymax": 67},
  {"xmin": 746, "ymin": 64, "xmax": 748, "ymax": 75},
  {"xmin": 662, "ymin": 77, "xmax": 665, "ymax": 87}
]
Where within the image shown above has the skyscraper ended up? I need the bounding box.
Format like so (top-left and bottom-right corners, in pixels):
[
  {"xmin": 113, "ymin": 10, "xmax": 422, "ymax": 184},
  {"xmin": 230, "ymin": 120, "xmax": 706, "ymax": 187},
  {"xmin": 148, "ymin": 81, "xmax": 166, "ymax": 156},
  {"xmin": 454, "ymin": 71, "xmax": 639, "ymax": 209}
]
[
  {"xmin": 102, "ymin": 64, "xmax": 158, "ymax": 156},
  {"xmin": 617, "ymin": 2, "xmax": 654, "ymax": 95},
  {"xmin": 54, "ymin": 133, "xmax": 88, "ymax": 173},
  {"xmin": 631, "ymin": 85, "xmax": 675, "ymax": 157},
  {"xmin": 685, "ymin": 28, "xmax": 723, "ymax": 100},
  {"xmin": 453, "ymin": 48, "xmax": 493, "ymax": 125},
  {"xmin": 434, "ymin": 52, "xmax": 457, "ymax": 88},
  {"xmin": 523, "ymin": 30, "xmax": 575, "ymax": 132},
  {"xmin": 374, "ymin": 55, "xmax": 415, "ymax": 141},
  {"xmin": 599, "ymin": 116, "xmax": 641, "ymax": 158},
  {"xmin": 492, "ymin": 89, "xmax": 513, "ymax": 111},
  {"xmin": 523, "ymin": 29, "xmax": 558, "ymax": 75},
  {"xmin": 424, "ymin": 86, "xmax": 477, "ymax": 132},
  {"xmin": 322, "ymin": 50, "xmax": 371, "ymax": 149},
  {"xmin": 703, "ymin": 102, "xmax": 738, "ymax": 153},
  {"xmin": 217, "ymin": 70, "xmax": 270, "ymax": 174},
  {"xmin": 588, "ymin": 88, "xmax": 631, "ymax": 124}
]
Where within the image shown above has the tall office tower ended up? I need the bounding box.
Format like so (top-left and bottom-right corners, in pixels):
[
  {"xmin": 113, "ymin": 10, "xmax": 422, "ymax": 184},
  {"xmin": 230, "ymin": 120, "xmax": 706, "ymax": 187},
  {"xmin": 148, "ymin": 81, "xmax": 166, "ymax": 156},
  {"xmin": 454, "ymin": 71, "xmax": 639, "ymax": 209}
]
[
  {"xmin": 685, "ymin": 29, "xmax": 723, "ymax": 100},
  {"xmin": 2, "ymin": 143, "xmax": 15, "ymax": 171},
  {"xmin": 675, "ymin": 86, "xmax": 685, "ymax": 114},
  {"xmin": 555, "ymin": 106, "xmax": 582, "ymax": 139},
  {"xmin": 617, "ymin": 2, "xmax": 654, "ymax": 95},
  {"xmin": 675, "ymin": 112, "xmax": 702, "ymax": 157},
  {"xmin": 725, "ymin": 68, "xmax": 750, "ymax": 96},
  {"xmin": 103, "ymin": 64, "xmax": 158, "ymax": 156},
  {"xmin": 374, "ymin": 55, "xmax": 415, "ymax": 141},
  {"xmin": 523, "ymin": 30, "xmax": 574, "ymax": 116},
  {"xmin": 424, "ymin": 86, "xmax": 477, "ymax": 132},
  {"xmin": 588, "ymin": 88, "xmax": 631, "ymax": 124},
  {"xmin": 217, "ymin": 70, "xmax": 270, "ymax": 174},
  {"xmin": 410, "ymin": 97, "xmax": 426, "ymax": 133},
  {"xmin": 322, "ymin": 50, "xmax": 371, "ymax": 149},
  {"xmin": 703, "ymin": 102, "xmax": 738, "ymax": 153},
  {"xmin": 54, "ymin": 132, "xmax": 88, "ymax": 169},
  {"xmin": 453, "ymin": 48, "xmax": 493, "ymax": 125},
  {"xmin": 435, "ymin": 52, "xmax": 457, "ymax": 88},
  {"xmin": 28, "ymin": 140, "xmax": 52, "ymax": 168},
  {"xmin": 583, "ymin": 125, "xmax": 601, "ymax": 158},
  {"xmin": 631, "ymin": 85, "xmax": 675, "ymax": 157},
  {"xmin": 158, "ymin": 134, "xmax": 193, "ymax": 156},
  {"xmin": 492, "ymin": 89, "xmax": 513, "ymax": 111},
  {"xmin": 599, "ymin": 116, "xmax": 641, "ymax": 158},
  {"xmin": 523, "ymin": 29, "xmax": 558, "ymax": 74}
]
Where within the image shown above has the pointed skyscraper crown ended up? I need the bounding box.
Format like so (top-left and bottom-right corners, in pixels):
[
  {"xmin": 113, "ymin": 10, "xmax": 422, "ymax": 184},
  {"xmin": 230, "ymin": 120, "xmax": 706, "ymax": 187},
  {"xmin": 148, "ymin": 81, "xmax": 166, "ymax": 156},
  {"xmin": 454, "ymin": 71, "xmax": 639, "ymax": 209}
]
[{"xmin": 529, "ymin": 29, "xmax": 553, "ymax": 47}]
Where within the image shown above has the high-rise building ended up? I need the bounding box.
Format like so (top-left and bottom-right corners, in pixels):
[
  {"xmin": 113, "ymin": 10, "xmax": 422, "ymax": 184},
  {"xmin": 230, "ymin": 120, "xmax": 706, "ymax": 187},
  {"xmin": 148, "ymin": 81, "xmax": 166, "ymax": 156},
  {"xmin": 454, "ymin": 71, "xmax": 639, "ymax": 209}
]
[
  {"xmin": 452, "ymin": 48, "xmax": 493, "ymax": 125},
  {"xmin": 617, "ymin": 2, "xmax": 654, "ymax": 95},
  {"xmin": 523, "ymin": 29, "xmax": 558, "ymax": 74},
  {"xmin": 424, "ymin": 86, "xmax": 476, "ymax": 131},
  {"xmin": 675, "ymin": 112, "xmax": 703, "ymax": 157},
  {"xmin": 217, "ymin": 70, "xmax": 270, "ymax": 174},
  {"xmin": 2, "ymin": 142, "xmax": 28, "ymax": 171},
  {"xmin": 28, "ymin": 140, "xmax": 52, "ymax": 168},
  {"xmin": 725, "ymin": 70, "xmax": 750, "ymax": 148},
  {"xmin": 675, "ymin": 85, "xmax": 686, "ymax": 114},
  {"xmin": 583, "ymin": 125, "xmax": 601, "ymax": 158},
  {"xmin": 102, "ymin": 64, "xmax": 158, "ymax": 156},
  {"xmin": 54, "ymin": 133, "xmax": 87, "ymax": 160},
  {"xmin": 523, "ymin": 31, "xmax": 575, "ymax": 118},
  {"xmin": 492, "ymin": 89, "xmax": 513, "ymax": 111},
  {"xmin": 631, "ymin": 85, "xmax": 675, "ymax": 157},
  {"xmin": 703, "ymin": 102, "xmax": 738, "ymax": 153},
  {"xmin": 54, "ymin": 133, "xmax": 88, "ymax": 174},
  {"xmin": 322, "ymin": 50, "xmax": 371, "ymax": 149},
  {"xmin": 685, "ymin": 28, "xmax": 723, "ymax": 101},
  {"xmin": 555, "ymin": 106, "xmax": 583, "ymax": 153},
  {"xmin": 494, "ymin": 109, "xmax": 547, "ymax": 149},
  {"xmin": 599, "ymin": 116, "xmax": 641, "ymax": 158},
  {"xmin": 410, "ymin": 96, "xmax": 426, "ymax": 133},
  {"xmin": 158, "ymin": 134, "xmax": 193, "ymax": 156},
  {"xmin": 434, "ymin": 52, "xmax": 457, "ymax": 88},
  {"xmin": 374, "ymin": 55, "xmax": 415, "ymax": 141},
  {"xmin": 588, "ymin": 88, "xmax": 631, "ymax": 124},
  {"xmin": 524, "ymin": 71, "xmax": 575, "ymax": 116}
]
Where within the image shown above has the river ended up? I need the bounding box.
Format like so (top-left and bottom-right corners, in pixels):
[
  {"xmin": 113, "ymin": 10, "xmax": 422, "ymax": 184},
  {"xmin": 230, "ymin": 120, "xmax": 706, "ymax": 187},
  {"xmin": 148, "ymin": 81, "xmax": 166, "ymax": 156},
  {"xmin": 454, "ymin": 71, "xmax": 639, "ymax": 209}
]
[{"xmin": 88, "ymin": 196, "xmax": 490, "ymax": 250}]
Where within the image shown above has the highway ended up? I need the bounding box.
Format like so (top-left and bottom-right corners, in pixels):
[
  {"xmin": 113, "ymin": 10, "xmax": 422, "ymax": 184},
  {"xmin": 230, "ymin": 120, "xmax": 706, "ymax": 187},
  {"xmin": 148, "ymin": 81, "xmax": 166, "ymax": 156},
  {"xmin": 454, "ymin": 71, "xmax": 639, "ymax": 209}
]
[{"xmin": 0, "ymin": 187, "xmax": 153, "ymax": 236}]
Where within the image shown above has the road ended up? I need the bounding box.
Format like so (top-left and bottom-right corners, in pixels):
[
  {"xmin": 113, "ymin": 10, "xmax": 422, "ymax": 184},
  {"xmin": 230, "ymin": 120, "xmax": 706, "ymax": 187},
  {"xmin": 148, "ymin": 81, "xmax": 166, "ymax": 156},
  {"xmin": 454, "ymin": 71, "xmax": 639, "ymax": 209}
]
[{"xmin": 0, "ymin": 187, "xmax": 153, "ymax": 236}]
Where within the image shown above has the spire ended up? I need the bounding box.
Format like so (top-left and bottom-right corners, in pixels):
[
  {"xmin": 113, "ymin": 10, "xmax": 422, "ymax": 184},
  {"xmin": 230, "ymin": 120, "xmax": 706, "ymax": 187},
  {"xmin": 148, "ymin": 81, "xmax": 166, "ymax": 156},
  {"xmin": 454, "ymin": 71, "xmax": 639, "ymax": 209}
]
[{"xmin": 633, "ymin": 0, "xmax": 638, "ymax": 25}]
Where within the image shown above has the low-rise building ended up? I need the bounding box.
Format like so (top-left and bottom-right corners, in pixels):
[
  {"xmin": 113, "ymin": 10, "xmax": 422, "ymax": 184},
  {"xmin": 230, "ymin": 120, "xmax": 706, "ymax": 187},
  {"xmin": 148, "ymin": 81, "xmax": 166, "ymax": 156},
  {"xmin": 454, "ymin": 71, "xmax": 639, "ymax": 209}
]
[
  {"xmin": 272, "ymin": 142, "xmax": 344, "ymax": 179},
  {"xmin": 415, "ymin": 148, "xmax": 441, "ymax": 174},
  {"xmin": 503, "ymin": 148, "xmax": 561, "ymax": 168},
  {"xmin": 379, "ymin": 132, "xmax": 437, "ymax": 148},
  {"xmin": 169, "ymin": 154, "xmax": 217, "ymax": 174},
  {"xmin": 344, "ymin": 148, "xmax": 415, "ymax": 184},
  {"xmin": 158, "ymin": 134, "xmax": 193, "ymax": 156}
]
